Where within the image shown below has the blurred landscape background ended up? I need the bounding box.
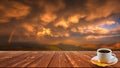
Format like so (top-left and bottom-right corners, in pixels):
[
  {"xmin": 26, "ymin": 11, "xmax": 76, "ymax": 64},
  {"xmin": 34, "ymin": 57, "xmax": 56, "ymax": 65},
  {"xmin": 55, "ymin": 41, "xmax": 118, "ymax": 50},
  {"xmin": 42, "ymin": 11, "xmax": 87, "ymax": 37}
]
[{"xmin": 0, "ymin": 0, "xmax": 120, "ymax": 51}]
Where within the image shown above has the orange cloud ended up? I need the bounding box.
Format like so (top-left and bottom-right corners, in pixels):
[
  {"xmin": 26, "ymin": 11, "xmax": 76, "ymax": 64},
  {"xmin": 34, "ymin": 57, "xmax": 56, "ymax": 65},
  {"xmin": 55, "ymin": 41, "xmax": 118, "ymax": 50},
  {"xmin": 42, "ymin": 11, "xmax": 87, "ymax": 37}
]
[
  {"xmin": 86, "ymin": 34, "xmax": 120, "ymax": 40},
  {"xmin": 37, "ymin": 28, "xmax": 51, "ymax": 37},
  {"xmin": 0, "ymin": 1, "xmax": 30, "ymax": 23},
  {"xmin": 50, "ymin": 32, "xmax": 70, "ymax": 38},
  {"xmin": 64, "ymin": 33, "xmax": 70, "ymax": 37},
  {"xmin": 95, "ymin": 27, "xmax": 109, "ymax": 34},
  {"xmin": 39, "ymin": 0, "xmax": 65, "ymax": 12},
  {"xmin": 54, "ymin": 14, "xmax": 85, "ymax": 29},
  {"xmin": 68, "ymin": 15, "xmax": 80, "ymax": 23},
  {"xmin": 39, "ymin": 0, "xmax": 65, "ymax": 24},
  {"xmin": 105, "ymin": 21, "xmax": 116, "ymax": 25},
  {"xmin": 4, "ymin": 2, "xmax": 30, "ymax": 18},
  {"xmin": 85, "ymin": 0, "xmax": 120, "ymax": 21},
  {"xmin": 55, "ymin": 19, "xmax": 69, "ymax": 29},
  {"xmin": 85, "ymin": 35, "xmax": 103, "ymax": 40},
  {"xmin": 97, "ymin": 21, "xmax": 116, "ymax": 27},
  {"xmin": 40, "ymin": 13, "xmax": 57, "ymax": 23},
  {"xmin": 76, "ymin": 26, "xmax": 109, "ymax": 34},
  {"xmin": 71, "ymin": 28, "xmax": 77, "ymax": 32},
  {"xmin": 22, "ymin": 23, "xmax": 34, "ymax": 32}
]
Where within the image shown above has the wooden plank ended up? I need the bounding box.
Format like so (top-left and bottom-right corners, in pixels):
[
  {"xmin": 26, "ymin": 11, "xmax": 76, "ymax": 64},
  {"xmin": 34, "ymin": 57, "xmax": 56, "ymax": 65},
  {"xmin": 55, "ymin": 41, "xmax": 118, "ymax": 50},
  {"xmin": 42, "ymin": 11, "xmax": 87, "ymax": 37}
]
[
  {"xmin": 48, "ymin": 52, "xmax": 60, "ymax": 67},
  {"xmin": 0, "ymin": 51, "xmax": 26, "ymax": 61},
  {"xmin": 24, "ymin": 51, "xmax": 47, "ymax": 67},
  {"xmin": 47, "ymin": 51, "xmax": 60, "ymax": 67},
  {"xmin": 63, "ymin": 51, "xmax": 74, "ymax": 67},
  {"xmin": 73, "ymin": 51, "xmax": 95, "ymax": 67},
  {"xmin": 10, "ymin": 51, "xmax": 44, "ymax": 67},
  {"xmin": 27, "ymin": 51, "xmax": 55, "ymax": 67},
  {"xmin": 0, "ymin": 51, "xmax": 30, "ymax": 67},
  {"xmin": 48, "ymin": 51, "xmax": 73, "ymax": 67},
  {"xmin": 64, "ymin": 51, "xmax": 87, "ymax": 67}
]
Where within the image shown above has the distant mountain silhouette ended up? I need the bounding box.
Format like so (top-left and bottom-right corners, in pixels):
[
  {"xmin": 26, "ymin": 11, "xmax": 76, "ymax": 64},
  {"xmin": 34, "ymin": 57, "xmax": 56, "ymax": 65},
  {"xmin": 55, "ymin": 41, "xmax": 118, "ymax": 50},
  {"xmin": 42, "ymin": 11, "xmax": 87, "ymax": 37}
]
[{"xmin": 0, "ymin": 42, "xmax": 119, "ymax": 51}]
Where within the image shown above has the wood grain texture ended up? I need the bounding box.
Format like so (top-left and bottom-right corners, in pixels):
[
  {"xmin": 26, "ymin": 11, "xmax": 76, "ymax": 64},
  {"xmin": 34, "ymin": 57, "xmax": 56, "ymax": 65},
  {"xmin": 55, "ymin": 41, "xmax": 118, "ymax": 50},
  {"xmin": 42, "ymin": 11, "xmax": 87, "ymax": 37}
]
[{"xmin": 0, "ymin": 51, "xmax": 119, "ymax": 67}]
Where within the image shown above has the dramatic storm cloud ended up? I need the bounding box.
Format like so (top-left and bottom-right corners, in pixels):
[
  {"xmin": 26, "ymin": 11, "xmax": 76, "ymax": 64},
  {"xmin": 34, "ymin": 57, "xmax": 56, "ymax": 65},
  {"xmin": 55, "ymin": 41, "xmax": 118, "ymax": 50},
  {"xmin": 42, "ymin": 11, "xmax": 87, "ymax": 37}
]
[{"xmin": 0, "ymin": 0, "xmax": 120, "ymax": 48}]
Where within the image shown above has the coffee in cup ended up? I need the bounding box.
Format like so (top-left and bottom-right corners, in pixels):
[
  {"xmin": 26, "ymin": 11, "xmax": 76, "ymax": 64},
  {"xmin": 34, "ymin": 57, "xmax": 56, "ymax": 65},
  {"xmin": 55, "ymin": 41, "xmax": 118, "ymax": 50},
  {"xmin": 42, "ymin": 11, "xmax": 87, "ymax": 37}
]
[{"xmin": 99, "ymin": 50, "xmax": 110, "ymax": 53}]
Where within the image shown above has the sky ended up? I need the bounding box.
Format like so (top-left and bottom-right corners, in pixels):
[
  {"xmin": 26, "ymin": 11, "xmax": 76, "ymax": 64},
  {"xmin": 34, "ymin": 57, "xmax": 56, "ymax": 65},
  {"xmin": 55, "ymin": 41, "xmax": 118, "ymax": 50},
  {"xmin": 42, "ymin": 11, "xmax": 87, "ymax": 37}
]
[{"xmin": 0, "ymin": 0, "xmax": 120, "ymax": 48}]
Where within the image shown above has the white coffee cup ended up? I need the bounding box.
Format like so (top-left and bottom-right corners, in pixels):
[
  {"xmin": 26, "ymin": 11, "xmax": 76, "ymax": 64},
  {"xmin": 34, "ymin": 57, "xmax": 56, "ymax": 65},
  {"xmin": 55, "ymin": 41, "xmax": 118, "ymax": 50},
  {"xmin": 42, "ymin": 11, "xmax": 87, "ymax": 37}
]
[{"xmin": 97, "ymin": 48, "xmax": 116, "ymax": 63}]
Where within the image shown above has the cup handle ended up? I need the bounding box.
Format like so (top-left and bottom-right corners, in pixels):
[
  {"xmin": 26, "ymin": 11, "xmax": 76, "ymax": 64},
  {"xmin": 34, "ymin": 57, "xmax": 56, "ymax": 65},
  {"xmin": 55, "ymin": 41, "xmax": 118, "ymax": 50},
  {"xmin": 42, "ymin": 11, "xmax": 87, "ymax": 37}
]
[
  {"xmin": 111, "ymin": 53, "xmax": 116, "ymax": 61},
  {"xmin": 112, "ymin": 53, "xmax": 116, "ymax": 57}
]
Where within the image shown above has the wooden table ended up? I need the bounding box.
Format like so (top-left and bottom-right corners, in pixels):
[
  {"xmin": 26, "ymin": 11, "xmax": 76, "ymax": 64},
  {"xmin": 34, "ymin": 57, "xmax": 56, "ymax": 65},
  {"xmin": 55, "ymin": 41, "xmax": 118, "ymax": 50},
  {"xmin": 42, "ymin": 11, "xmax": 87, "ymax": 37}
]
[{"xmin": 0, "ymin": 51, "xmax": 119, "ymax": 67}]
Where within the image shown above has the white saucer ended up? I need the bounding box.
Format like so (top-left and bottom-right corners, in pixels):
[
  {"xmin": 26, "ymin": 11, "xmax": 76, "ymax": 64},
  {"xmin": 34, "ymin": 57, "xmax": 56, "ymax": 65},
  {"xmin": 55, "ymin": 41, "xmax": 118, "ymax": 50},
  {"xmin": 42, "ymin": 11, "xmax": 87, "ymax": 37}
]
[{"xmin": 91, "ymin": 56, "xmax": 118, "ymax": 67}]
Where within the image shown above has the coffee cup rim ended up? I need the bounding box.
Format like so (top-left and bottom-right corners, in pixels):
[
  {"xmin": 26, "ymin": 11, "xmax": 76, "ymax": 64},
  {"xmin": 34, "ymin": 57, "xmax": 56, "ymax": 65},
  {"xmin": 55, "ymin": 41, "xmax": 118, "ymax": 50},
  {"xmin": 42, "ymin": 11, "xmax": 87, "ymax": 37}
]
[{"xmin": 97, "ymin": 48, "xmax": 112, "ymax": 53}]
